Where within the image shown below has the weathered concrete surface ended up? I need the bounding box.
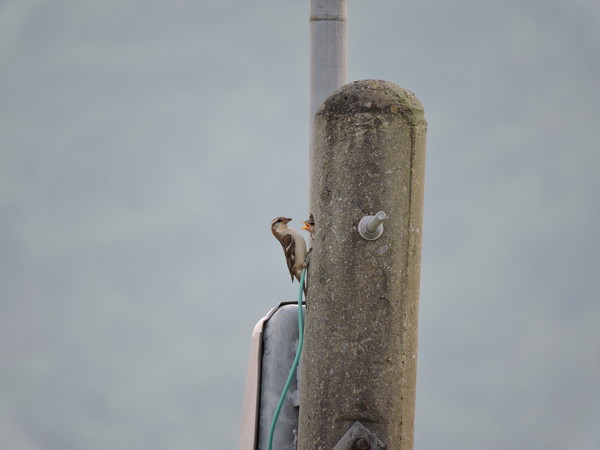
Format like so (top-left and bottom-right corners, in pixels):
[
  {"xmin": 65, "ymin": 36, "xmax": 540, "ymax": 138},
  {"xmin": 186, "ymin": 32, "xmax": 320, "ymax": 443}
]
[{"xmin": 298, "ymin": 80, "xmax": 427, "ymax": 450}]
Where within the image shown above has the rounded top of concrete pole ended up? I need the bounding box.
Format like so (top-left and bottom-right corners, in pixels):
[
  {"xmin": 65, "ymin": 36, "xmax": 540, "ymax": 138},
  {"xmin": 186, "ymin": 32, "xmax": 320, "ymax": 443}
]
[{"xmin": 317, "ymin": 79, "xmax": 426, "ymax": 128}]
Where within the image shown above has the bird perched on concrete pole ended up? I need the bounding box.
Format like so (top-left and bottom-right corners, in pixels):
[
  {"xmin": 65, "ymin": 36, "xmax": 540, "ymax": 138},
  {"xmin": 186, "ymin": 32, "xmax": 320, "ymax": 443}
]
[
  {"xmin": 301, "ymin": 213, "xmax": 315, "ymax": 253},
  {"xmin": 271, "ymin": 217, "xmax": 308, "ymax": 282}
]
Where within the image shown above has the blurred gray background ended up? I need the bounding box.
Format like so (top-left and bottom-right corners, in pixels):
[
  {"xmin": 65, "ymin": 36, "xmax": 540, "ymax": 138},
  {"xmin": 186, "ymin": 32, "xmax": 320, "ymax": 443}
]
[{"xmin": 1, "ymin": 0, "xmax": 599, "ymax": 449}]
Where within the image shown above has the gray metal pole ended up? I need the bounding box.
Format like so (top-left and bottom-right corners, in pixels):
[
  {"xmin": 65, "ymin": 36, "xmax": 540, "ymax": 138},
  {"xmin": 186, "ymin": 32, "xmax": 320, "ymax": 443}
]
[
  {"xmin": 310, "ymin": 0, "xmax": 347, "ymax": 153},
  {"xmin": 298, "ymin": 80, "xmax": 427, "ymax": 449}
]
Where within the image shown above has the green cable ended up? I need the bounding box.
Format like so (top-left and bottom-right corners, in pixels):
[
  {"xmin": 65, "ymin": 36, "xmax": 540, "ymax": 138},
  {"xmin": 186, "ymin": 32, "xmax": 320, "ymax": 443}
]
[{"xmin": 267, "ymin": 268, "xmax": 306, "ymax": 450}]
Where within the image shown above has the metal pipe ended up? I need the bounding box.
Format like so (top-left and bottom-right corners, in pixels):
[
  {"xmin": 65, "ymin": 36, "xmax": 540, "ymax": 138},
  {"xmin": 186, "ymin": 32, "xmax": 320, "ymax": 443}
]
[{"xmin": 310, "ymin": 0, "xmax": 347, "ymax": 144}]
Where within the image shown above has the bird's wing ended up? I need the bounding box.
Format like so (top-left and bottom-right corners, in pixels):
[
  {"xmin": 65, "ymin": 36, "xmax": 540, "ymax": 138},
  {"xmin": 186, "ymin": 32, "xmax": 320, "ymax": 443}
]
[{"xmin": 281, "ymin": 233, "xmax": 296, "ymax": 281}]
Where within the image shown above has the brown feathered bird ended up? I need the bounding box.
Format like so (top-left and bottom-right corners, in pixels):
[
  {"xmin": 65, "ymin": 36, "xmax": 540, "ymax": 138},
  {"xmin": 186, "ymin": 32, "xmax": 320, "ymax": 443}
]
[
  {"xmin": 271, "ymin": 217, "xmax": 308, "ymax": 282},
  {"xmin": 301, "ymin": 213, "xmax": 315, "ymax": 253}
]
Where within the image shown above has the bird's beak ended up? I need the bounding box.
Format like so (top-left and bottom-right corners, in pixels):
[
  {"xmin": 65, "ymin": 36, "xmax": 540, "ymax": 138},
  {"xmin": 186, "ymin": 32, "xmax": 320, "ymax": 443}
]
[
  {"xmin": 284, "ymin": 218, "xmax": 292, "ymax": 223},
  {"xmin": 301, "ymin": 222, "xmax": 310, "ymax": 230}
]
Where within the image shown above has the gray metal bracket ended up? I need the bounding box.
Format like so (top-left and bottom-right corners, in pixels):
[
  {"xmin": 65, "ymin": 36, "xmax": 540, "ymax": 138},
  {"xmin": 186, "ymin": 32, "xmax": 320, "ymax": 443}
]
[
  {"xmin": 333, "ymin": 421, "xmax": 386, "ymax": 450},
  {"xmin": 358, "ymin": 211, "xmax": 387, "ymax": 240}
]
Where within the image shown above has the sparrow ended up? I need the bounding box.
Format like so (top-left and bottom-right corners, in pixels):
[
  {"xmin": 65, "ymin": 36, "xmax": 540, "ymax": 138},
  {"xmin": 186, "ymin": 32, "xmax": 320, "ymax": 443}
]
[
  {"xmin": 301, "ymin": 213, "xmax": 315, "ymax": 253},
  {"xmin": 271, "ymin": 217, "xmax": 308, "ymax": 282}
]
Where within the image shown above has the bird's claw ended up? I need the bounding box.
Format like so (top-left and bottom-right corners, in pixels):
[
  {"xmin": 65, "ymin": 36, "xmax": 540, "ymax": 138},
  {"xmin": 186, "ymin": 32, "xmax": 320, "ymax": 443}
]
[{"xmin": 304, "ymin": 252, "xmax": 312, "ymax": 265}]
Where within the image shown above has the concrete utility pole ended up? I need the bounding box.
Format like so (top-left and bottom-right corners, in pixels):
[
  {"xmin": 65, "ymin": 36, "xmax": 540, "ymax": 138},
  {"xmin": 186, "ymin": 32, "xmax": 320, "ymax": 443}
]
[{"xmin": 298, "ymin": 80, "xmax": 427, "ymax": 449}]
